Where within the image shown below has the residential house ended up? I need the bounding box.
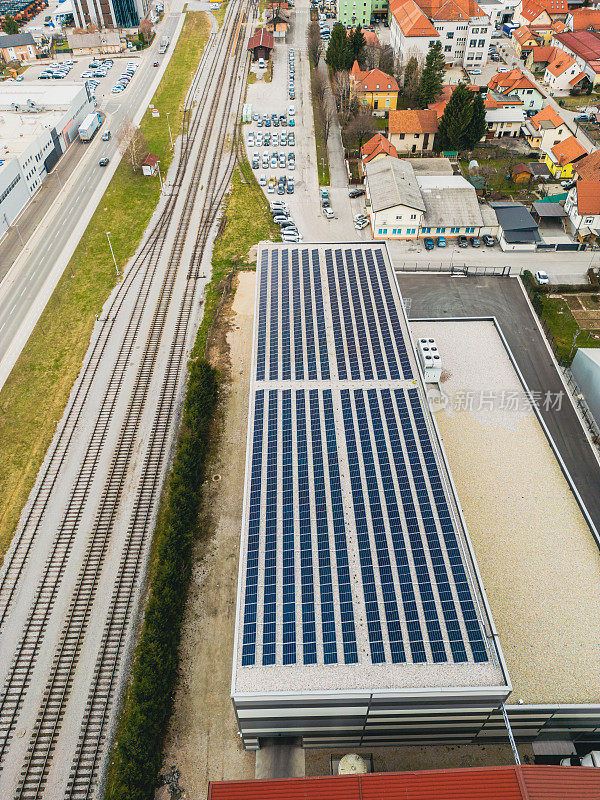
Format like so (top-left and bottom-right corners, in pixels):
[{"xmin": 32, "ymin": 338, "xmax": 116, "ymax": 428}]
[
  {"xmin": 388, "ymin": 0, "xmax": 493, "ymax": 69},
  {"xmin": 564, "ymin": 180, "xmax": 600, "ymax": 239},
  {"xmin": 388, "ymin": 108, "xmax": 438, "ymax": 152},
  {"xmin": 488, "ymin": 67, "xmax": 544, "ymax": 111},
  {"xmin": 522, "ymin": 104, "xmax": 571, "ymax": 151},
  {"xmin": 514, "ymin": 0, "xmax": 567, "ymax": 25},
  {"xmin": 529, "ymin": 19, "xmax": 566, "ymax": 46},
  {"xmin": 350, "ymin": 61, "xmax": 400, "ymax": 110},
  {"xmin": 338, "ymin": 0, "xmax": 372, "ymax": 26},
  {"xmin": 66, "ymin": 30, "xmax": 123, "ymax": 55},
  {"xmin": 0, "ymin": 33, "xmax": 37, "ymax": 63},
  {"xmin": 566, "ymin": 8, "xmax": 600, "ymax": 32},
  {"xmin": 365, "ymin": 155, "xmax": 487, "ymax": 239},
  {"xmin": 428, "ymin": 82, "xmax": 479, "ymax": 118},
  {"xmin": 361, "ymin": 133, "xmax": 399, "ymax": 164},
  {"xmin": 551, "ymin": 30, "xmax": 600, "ymax": 86},
  {"xmin": 490, "ymin": 200, "xmax": 541, "ymax": 250},
  {"xmin": 265, "ymin": 11, "xmax": 289, "ymax": 38},
  {"xmin": 485, "ymin": 103, "xmax": 526, "ymax": 137},
  {"xmin": 574, "ymin": 148, "xmax": 600, "ymax": 181},
  {"xmin": 544, "ymin": 47, "xmax": 587, "ymax": 91},
  {"xmin": 512, "ymin": 25, "xmax": 537, "ymax": 57},
  {"xmin": 526, "ymin": 44, "xmax": 556, "ymax": 70},
  {"xmin": 544, "ymin": 133, "xmax": 587, "ymax": 177}
]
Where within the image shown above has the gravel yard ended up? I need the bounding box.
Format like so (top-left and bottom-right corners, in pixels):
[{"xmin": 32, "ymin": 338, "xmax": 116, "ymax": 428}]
[{"xmin": 410, "ymin": 318, "xmax": 600, "ymax": 706}]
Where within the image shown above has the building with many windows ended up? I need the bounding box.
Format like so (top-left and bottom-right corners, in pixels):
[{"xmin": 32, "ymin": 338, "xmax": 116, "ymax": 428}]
[
  {"xmin": 73, "ymin": 0, "xmax": 149, "ymax": 29},
  {"xmin": 0, "ymin": 83, "xmax": 94, "ymax": 238}
]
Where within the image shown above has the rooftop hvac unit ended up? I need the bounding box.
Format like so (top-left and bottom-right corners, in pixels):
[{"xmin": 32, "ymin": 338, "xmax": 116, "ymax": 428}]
[{"xmin": 417, "ymin": 336, "xmax": 442, "ymax": 384}]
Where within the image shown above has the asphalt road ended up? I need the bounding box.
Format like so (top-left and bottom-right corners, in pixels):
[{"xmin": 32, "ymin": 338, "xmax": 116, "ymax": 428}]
[
  {"xmin": 0, "ymin": 11, "xmax": 181, "ymax": 387},
  {"xmin": 397, "ymin": 273, "xmax": 600, "ymax": 536}
]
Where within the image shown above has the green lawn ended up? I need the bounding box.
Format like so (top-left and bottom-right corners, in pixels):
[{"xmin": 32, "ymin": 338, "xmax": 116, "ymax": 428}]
[
  {"xmin": 309, "ymin": 62, "xmax": 331, "ymax": 186},
  {"xmin": 537, "ymin": 295, "xmax": 600, "ymax": 363},
  {"xmin": 0, "ymin": 11, "xmax": 211, "ymax": 559}
]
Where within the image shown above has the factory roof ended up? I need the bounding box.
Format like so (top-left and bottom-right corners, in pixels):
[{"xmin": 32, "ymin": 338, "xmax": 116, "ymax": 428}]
[
  {"xmin": 232, "ymin": 244, "xmax": 507, "ymax": 698},
  {"xmin": 208, "ymin": 767, "xmax": 600, "ymax": 800},
  {"xmin": 366, "ymin": 157, "xmax": 425, "ymax": 213},
  {"xmin": 418, "ymin": 175, "xmax": 484, "ymax": 228},
  {"xmin": 0, "ymin": 81, "xmax": 86, "ymax": 111}
]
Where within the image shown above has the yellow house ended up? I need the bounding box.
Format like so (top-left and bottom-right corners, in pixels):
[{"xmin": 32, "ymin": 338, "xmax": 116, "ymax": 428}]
[
  {"xmin": 512, "ymin": 25, "xmax": 537, "ymax": 57},
  {"xmin": 350, "ymin": 61, "xmax": 399, "ymax": 111},
  {"xmin": 544, "ymin": 135, "xmax": 587, "ymax": 178}
]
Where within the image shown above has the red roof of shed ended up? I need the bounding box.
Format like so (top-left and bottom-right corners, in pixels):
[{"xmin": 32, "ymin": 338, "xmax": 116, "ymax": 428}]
[
  {"xmin": 247, "ymin": 27, "xmax": 274, "ymax": 51},
  {"xmin": 208, "ymin": 766, "xmax": 600, "ymax": 800}
]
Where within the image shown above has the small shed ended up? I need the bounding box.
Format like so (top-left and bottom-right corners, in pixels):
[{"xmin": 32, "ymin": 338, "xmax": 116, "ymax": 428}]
[
  {"xmin": 266, "ymin": 12, "xmax": 289, "ymax": 38},
  {"xmin": 527, "ymin": 162, "xmax": 552, "ymax": 180},
  {"xmin": 511, "ymin": 163, "xmax": 532, "ymax": 184},
  {"xmin": 247, "ymin": 28, "xmax": 274, "ymax": 61},
  {"xmin": 142, "ymin": 153, "xmax": 159, "ymax": 176},
  {"xmin": 531, "ymin": 201, "xmax": 568, "ymax": 227}
]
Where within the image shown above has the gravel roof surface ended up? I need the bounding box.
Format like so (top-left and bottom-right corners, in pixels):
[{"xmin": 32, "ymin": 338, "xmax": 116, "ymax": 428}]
[{"xmin": 410, "ymin": 319, "xmax": 600, "ymax": 705}]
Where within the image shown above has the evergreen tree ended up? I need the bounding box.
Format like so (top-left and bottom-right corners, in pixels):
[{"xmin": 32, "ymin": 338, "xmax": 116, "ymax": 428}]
[
  {"xmin": 326, "ymin": 22, "xmax": 350, "ymax": 72},
  {"xmin": 418, "ymin": 41, "xmax": 445, "ymax": 106},
  {"xmin": 436, "ymin": 83, "xmax": 473, "ymax": 151},
  {"xmin": 349, "ymin": 24, "xmax": 366, "ymax": 68},
  {"xmin": 464, "ymin": 92, "xmax": 486, "ymax": 149},
  {"xmin": 2, "ymin": 15, "xmax": 18, "ymax": 34}
]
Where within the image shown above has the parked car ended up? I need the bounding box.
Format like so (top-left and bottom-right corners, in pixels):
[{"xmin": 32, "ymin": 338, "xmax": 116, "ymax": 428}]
[
  {"xmin": 424, "ymin": 237, "xmax": 435, "ymax": 250},
  {"xmin": 287, "ymin": 179, "xmax": 294, "ymax": 193},
  {"xmin": 469, "ymin": 236, "xmax": 481, "ymax": 247},
  {"xmin": 458, "ymin": 235, "xmax": 468, "ymax": 247},
  {"xmin": 482, "ymin": 234, "xmax": 495, "ymax": 247},
  {"xmin": 355, "ymin": 218, "xmax": 369, "ymax": 230},
  {"xmin": 349, "ymin": 188, "xmax": 366, "ymax": 198},
  {"xmin": 535, "ymin": 269, "xmax": 549, "ymax": 285},
  {"xmin": 436, "ymin": 236, "xmax": 446, "ymax": 247},
  {"xmin": 323, "ymin": 207, "xmax": 334, "ymax": 219},
  {"xmin": 259, "ymin": 175, "xmax": 267, "ymax": 186}
]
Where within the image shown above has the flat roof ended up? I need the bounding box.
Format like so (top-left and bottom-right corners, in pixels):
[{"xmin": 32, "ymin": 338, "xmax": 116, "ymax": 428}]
[
  {"xmin": 0, "ymin": 111, "xmax": 62, "ymax": 165},
  {"xmin": 232, "ymin": 244, "xmax": 507, "ymax": 698},
  {"xmin": 410, "ymin": 319, "xmax": 600, "ymax": 705},
  {"xmin": 0, "ymin": 82, "xmax": 85, "ymax": 111}
]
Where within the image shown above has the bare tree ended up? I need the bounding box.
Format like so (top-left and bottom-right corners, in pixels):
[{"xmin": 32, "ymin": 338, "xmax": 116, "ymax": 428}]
[
  {"xmin": 308, "ymin": 21, "xmax": 321, "ymax": 67},
  {"xmin": 402, "ymin": 51, "xmax": 422, "ymax": 105},
  {"xmin": 117, "ymin": 120, "xmax": 149, "ymax": 173},
  {"xmin": 312, "ymin": 68, "xmax": 328, "ymax": 108},
  {"xmin": 332, "ymin": 70, "xmax": 357, "ymax": 127},
  {"xmin": 343, "ymin": 110, "xmax": 378, "ymax": 152},
  {"xmin": 363, "ymin": 44, "xmax": 379, "ymax": 70},
  {"xmin": 379, "ymin": 45, "xmax": 394, "ymax": 76},
  {"xmin": 138, "ymin": 17, "xmax": 153, "ymax": 44}
]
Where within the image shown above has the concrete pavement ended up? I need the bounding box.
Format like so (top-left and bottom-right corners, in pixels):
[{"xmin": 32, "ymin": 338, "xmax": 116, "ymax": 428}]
[{"xmin": 0, "ymin": 7, "xmax": 184, "ymax": 394}]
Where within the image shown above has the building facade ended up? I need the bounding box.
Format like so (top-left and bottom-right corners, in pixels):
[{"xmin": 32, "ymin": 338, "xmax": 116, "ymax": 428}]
[
  {"xmin": 73, "ymin": 0, "xmax": 149, "ymax": 29},
  {"xmin": 0, "ymin": 32, "xmax": 37, "ymax": 63}
]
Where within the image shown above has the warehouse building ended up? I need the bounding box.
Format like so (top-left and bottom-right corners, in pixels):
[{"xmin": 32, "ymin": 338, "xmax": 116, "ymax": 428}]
[
  {"xmin": 0, "ymin": 82, "xmax": 94, "ymax": 237},
  {"xmin": 231, "ymin": 243, "xmax": 512, "ymax": 749}
]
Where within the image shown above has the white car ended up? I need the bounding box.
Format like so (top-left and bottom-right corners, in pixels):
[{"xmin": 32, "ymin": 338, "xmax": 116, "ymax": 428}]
[
  {"xmin": 535, "ymin": 270, "xmax": 550, "ymax": 285},
  {"xmin": 81, "ymin": 71, "xmax": 94, "ymax": 78},
  {"xmin": 288, "ymin": 105, "xmax": 295, "ymax": 116},
  {"xmin": 259, "ymin": 175, "xmax": 267, "ymax": 186},
  {"xmin": 355, "ymin": 219, "xmax": 369, "ymax": 230},
  {"xmin": 248, "ymin": 133, "xmax": 255, "ymax": 146},
  {"xmin": 497, "ymin": 66, "xmax": 508, "ymax": 73}
]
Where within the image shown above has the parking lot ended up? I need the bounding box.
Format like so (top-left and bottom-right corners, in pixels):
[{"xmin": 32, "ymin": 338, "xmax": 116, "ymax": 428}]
[
  {"xmin": 18, "ymin": 52, "xmax": 144, "ymax": 106},
  {"xmin": 244, "ymin": 1, "xmax": 366, "ymax": 243}
]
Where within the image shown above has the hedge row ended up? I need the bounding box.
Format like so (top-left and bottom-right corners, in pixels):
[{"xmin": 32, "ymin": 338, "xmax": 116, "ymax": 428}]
[
  {"xmin": 107, "ymin": 358, "xmax": 219, "ymax": 800},
  {"xmin": 522, "ymin": 268, "xmax": 600, "ymax": 295}
]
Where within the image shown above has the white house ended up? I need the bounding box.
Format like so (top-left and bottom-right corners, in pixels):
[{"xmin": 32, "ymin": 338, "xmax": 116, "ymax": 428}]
[
  {"xmin": 522, "ymin": 104, "xmax": 571, "ymax": 152},
  {"xmin": 485, "ymin": 105, "xmax": 526, "ymax": 137},
  {"xmin": 564, "ymin": 180, "xmax": 600, "ymax": 240},
  {"xmin": 366, "ymin": 157, "xmax": 426, "ymax": 239},
  {"xmin": 487, "ymin": 68, "xmax": 545, "ymax": 111},
  {"xmin": 543, "ymin": 48, "xmax": 586, "ymax": 92}
]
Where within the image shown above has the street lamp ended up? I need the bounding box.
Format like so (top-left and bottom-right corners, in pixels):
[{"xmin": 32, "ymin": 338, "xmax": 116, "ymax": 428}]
[
  {"xmin": 106, "ymin": 231, "xmax": 119, "ymax": 276},
  {"xmin": 4, "ymin": 212, "xmax": 23, "ymax": 246},
  {"xmin": 156, "ymin": 160, "xmax": 163, "ymax": 188},
  {"xmin": 166, "ymin": 111, "xmax": 173, "ymax": 149}
]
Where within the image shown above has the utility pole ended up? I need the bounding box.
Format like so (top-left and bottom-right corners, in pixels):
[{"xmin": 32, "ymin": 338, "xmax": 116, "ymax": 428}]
[
  {"xmin": 106, "ymin": 231, "xmax": 119, "ymax": 276},
  {"xmin": 166, "ymin": 111, "xmax": 173, "ymax": 148}
]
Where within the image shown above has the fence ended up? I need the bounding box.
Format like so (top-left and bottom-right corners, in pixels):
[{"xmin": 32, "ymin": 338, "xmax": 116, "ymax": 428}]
[
  {"xmin": 394, "ymin": 263, "xmax": 511, "ymax": 277},
  {"xmin": 564, "ymin": 370, "xmax": 600, "ymax": 446}
]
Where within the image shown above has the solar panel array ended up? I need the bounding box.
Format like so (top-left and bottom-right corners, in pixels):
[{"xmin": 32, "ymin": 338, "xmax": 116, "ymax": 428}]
[{"xmin": 240, "ymin": 245, "xmax": 490, "ymax": 670}]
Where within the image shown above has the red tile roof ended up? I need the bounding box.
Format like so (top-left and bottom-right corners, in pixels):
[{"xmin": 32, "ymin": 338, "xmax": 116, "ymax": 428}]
[
  {"xmin": 513, "ymin": 25, "xmax": 536, "ymax": 45},
  {"xmin": 247, "ymin": 27, "xmax": 274, "ymax": 51},
  {"xmin": 531, "ymin": 0, "xmax": 568, "ymax": 15},
  {"xmin": 428, "ymin": 83, "xmax": 478, "ymax": 117},
  {"xmin": 551, "ymin": 134, "xmax": 587, "ymax": 164},
  {"xmin": 351, "ymin": 65, "xmax": 399, "ymax": 93},
  {"xmin": 546, "ymin": 49, "xmax": 575, "ymax": 76},
  {"xmin": 361, "ymin": 133, "xmax": 398, "ymax": 162},
  {"xmin": 554, "ymin": 30, "xmax": 600, "ymax": 72},
  {"xmin": 529, "ymin": 104, "xmax": 564, "ymax": 129},
  {"xmin": 576, "ymin": 179, "xmax": 600, "ymax": 214},
  {"xmin": 488, "ymin": 67, "xmax": 538, "ymax": 93},
  {"xmin": 389, "ymin": 108, "xmax": 439, "ymax": 134},
  {"xmin": 530, "ymin": 45, "xmax": 556, "ymax": 62},
  {"xmin": 142, "ymin": 152, "xmax": 158, "ymax": 167},
  {"xmin": 520, "ymin": 1, "xmax": 550, "ymax": 23},
  {"xmin": 389, "ymin": 0, "xmax": 438, "ymax": 36},
  {"xmin": 570, "ymin": 8, "xmax": 600, "ymax": 31},
  {"xmin": 569, "ymin": 70, "xmax": 587, "ymax": 86},
  {"xmin": 575, "ymin": 148, "xmax": 600, "ymax": 179},
  {"xmin": 418, "ymin": 0, "xmax": 485, "ymax": 18},
  {"xmin": 347, "ymin": 26, "xmax": 380, "ymax": 46},
  {"xmin": 208, "ymin": 766, "xmax": 600, "ymax": 800}
]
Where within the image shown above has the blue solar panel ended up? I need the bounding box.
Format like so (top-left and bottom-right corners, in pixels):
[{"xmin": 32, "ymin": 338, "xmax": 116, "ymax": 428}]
[
  {"xmin": 309, "ymin": 390, "xmax": 338, "ymax": 664},
  {"xmin": 311, "ymin": 249, "xmax": 330, "ymax": 380},
  {"xmin": 335, "ymin": 250, "xmax": 360, "ymax": 380},
  {"xmin": 256, "ymin": 252, "xmax": 269, "ymax": 381},
  {"xmin": 281, "ymin": 250, "xmax": 291, "ymax": 381},
  {"xmin": 241, "ymin": 390, "xmax": 264, "ymax": 666},
  {"xmin": 296, "ymin": 390, "xmax": 317, "ymax": 664},
  {"xmin": 281, "ymin": 389, "xmax": 296, "ymax": 664},
  {"xmin": 354, "ymin": 250, "xmax": 387, "ymax": 380},
  {"xmin": 302, "ymin": 249, "xmax": 318, "ymax": 380},
  {"xmin": 324, "ymin": 249, "xmax": 347, "ymax": 380},
  {"xmin": 364, "ymin": 249, "xmax": 401, "ymax": 381},
  {"xmin": 291, "ymin": 249, "xmax": 304, "ymax": 380},
  {"xmin": 268, "ymin": 251, "xmax": 279, "ymax": 381},
  {"xmin": 262, "ymin": 390, "xmax": 278, "ymax": 665},
  {"xmin": 374, "ymin": 248, "xmax": 413, "ymax": 380},
  {"xmin": 340, "ymin": 388, "xmax": 386, "ymax": 664},
  {"xmin": 344, "ymin": 249, "xmax": 374, "ymax": 380}
]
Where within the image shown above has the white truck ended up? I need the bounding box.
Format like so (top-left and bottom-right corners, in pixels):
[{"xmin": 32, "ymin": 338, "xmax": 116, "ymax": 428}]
[
  {"xmin": 78, "ymin": 112, "xmax": 102, "ymax": 142},
  {"xmin": 158, "ymin": 36, "xmax": 170, "ymax": 54}
]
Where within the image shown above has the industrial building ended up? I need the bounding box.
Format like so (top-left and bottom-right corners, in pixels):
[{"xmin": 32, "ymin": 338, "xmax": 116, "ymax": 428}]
[
  {"xmin": 231, "ymin": 243, "xmax": 512, "ymax": 749},
  {"xmin": 72, "ymin": 0, "xmax": 149, "ymax": 29},
  {"xmin": 232, "ymin": 243, "xmax": 600, "ymax": 752},
  {"xmin": 0, "ymin": 82, "xmax": 94, "ymax": 237}
]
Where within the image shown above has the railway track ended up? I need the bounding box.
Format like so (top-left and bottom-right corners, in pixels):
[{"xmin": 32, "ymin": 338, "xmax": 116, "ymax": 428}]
[{"xmin": 0, "ymin": 1, "xmax": 253, "ymax": 797}]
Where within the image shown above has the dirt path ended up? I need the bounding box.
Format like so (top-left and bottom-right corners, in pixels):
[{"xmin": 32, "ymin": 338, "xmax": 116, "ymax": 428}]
[{"xmin": 157, "ymin": 271, "xmax": 256, "ymax": 799}]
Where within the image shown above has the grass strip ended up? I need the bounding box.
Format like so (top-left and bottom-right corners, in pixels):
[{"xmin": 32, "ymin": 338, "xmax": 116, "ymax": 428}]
[
  {"xmin": 106, "ymin": 358, "xmax": 219, "ymax": 800},
  {"xmin": 0, "ymin": 11, "xmax": 211, "ymax": 559},
  {"xmin": 310, "ymin": 61, "xmax": 331, "ymax": 186}
]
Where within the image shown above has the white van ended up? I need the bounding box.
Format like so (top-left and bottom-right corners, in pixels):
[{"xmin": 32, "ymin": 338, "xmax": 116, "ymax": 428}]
[{"xmin": 258, "ymin": 57, "xmax": 266, "ymax": 69}]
